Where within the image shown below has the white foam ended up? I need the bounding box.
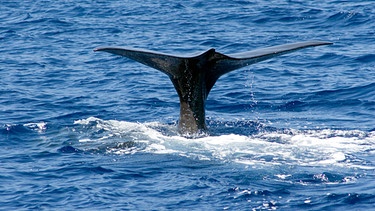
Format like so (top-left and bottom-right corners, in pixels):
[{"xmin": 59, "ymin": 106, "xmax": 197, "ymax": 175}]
[
  {"xmin": 24, "ymin": 122, "xmax": 47, "ymax": 133},
  {"xmin": 275, "ymin": 174, "xmax": 292, "ymax": 180},
  {"xmin": 74, "ymin": 117, "xmax": 375, "ymax": 169}
]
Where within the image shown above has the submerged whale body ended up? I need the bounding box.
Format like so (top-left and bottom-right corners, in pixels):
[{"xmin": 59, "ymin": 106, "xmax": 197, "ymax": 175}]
[{"xmin": 94, "ymin": 41, "xmax": 332, "ymax": 135}]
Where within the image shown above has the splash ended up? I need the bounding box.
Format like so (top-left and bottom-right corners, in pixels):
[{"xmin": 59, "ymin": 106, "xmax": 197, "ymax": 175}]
[{"xmin": 74, "ymin": 117, "xmax": 375, "ymax": 169}]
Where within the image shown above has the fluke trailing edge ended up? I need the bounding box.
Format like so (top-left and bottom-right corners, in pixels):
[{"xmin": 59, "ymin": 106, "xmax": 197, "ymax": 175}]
[{"xmin": 94, "ymin": 41, "xmax": 332, "ymax": 135}]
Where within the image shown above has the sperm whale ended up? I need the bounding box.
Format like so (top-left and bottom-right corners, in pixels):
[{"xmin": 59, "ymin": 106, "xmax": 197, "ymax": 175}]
[{"xmin": 94, "ymin": 41, "xmax": 332, "ymax": 135}]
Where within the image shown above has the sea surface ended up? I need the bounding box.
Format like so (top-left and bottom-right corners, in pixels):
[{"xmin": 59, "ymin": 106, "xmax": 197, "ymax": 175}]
[{"xmin": 1, "ymin": 0, "xmax": 375, "ymax": 210}]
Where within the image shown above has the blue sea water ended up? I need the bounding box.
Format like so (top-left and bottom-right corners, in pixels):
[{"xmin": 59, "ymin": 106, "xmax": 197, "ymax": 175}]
[{"xmin": 1, "ymin": 0, "xmax": 375, "ymax": 210}]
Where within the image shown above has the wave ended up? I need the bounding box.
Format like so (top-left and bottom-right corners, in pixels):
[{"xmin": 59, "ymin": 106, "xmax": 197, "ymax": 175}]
[
  {"xmin": 280, "ymin": 83, "xmax": 375, "ymax": 102},
  {"xmin": 72, "ymin": 117, "xmax": 375, "ymax": 170},
  {"xmin": 1, "ymin": 122, "xmax": 47, "ymax": 135}
]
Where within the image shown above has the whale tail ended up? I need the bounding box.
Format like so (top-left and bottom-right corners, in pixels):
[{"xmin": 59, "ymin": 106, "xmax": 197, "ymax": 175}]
[{"xmin": 94, "ymin": 41, "xmax": 332, "ymax": 134}]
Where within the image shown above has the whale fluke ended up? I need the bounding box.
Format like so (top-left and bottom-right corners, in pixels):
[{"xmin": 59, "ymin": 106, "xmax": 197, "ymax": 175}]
[{"xmin": 94, "ymin": 41, "xmax": 332, "ymax": 135}]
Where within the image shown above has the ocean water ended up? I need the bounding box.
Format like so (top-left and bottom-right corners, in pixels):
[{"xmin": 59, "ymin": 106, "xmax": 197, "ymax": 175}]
[{"xmin": 1, "ymin": 0, "xmax": 375, "ymax": 210}]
